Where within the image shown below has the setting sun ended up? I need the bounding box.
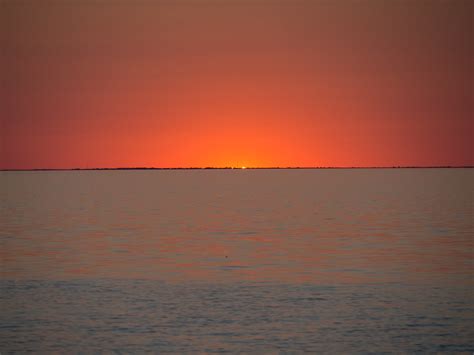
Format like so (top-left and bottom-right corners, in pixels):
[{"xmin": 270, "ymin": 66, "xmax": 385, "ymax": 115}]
[
  {"xmin": 1, "ymin": 0, "xmax": 473, "ymax": 353},
  {"xmin": 1, "ymin": 0, "xmax": 471, "ymax": 170}
]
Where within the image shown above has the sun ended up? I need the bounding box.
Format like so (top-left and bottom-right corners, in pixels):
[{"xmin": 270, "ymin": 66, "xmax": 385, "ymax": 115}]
[{"xmin": 241, "ymin": 166, "xmax": 246, "ymax": 169}]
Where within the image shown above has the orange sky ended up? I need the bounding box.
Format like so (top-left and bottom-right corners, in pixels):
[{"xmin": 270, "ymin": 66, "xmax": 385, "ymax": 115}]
[{"xmin": 1, "ymin": 0, "xmax": 472, "ymax": 168}]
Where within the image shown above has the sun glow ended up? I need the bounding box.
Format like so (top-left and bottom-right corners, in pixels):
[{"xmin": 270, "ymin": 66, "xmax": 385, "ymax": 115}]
[{"xmin": 241, "ymin": 166, "xmax": 246, "ymax": 169}]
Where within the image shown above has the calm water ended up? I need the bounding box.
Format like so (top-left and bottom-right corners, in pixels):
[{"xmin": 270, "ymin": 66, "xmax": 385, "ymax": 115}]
[{"xmin": 1, "ymin": 169, "xmax": 473, "ymax": 353}]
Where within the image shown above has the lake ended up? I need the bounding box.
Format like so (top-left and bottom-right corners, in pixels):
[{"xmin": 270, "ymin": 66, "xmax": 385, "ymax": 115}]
[{"xmin": 1, "ymin": 169, "xmax": 473, "ymax": 352}]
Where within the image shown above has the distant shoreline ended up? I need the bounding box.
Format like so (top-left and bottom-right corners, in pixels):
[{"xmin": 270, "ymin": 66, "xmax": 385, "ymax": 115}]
[{"xmin": 1, "ymin": 166, "xmax": 472, "ymax": 172}]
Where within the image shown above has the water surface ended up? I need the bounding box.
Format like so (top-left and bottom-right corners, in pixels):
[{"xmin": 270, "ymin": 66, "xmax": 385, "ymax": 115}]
[{"xmin": 1, "ymin": 169, "xmax": 473, "ymax": 352}]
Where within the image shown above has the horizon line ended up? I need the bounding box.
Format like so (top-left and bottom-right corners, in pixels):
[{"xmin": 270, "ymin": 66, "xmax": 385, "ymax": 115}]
[{"xmin": 1, "ymin": 166, "xmax": 473, "ymax": 172}]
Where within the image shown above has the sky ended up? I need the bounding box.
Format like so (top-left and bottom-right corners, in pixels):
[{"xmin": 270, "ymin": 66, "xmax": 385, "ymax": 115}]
[{"xmin": 1, "ymin": 0, "xmax": 472, "ymax": 169}]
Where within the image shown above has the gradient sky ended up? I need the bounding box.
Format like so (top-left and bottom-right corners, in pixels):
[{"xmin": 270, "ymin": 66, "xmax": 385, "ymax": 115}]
[{"xmin": 1, "ymin": 0, "xmax": 472, "ymax": 168}]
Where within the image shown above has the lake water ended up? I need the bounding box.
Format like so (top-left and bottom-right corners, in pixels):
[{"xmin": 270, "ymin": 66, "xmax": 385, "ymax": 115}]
[{"xmin": 1, "ymin": 169, "xmax": 473, "ymax": 352}]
